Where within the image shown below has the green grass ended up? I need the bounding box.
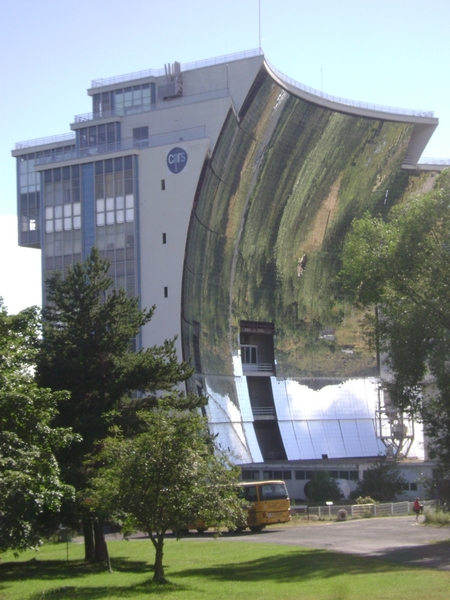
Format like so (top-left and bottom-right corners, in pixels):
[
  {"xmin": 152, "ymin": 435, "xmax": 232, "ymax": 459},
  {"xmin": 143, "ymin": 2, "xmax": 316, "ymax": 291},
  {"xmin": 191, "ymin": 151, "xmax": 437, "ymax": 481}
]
[{"xmin": 1, "ymin": 537, "xmax": 450, "ymax": 600}]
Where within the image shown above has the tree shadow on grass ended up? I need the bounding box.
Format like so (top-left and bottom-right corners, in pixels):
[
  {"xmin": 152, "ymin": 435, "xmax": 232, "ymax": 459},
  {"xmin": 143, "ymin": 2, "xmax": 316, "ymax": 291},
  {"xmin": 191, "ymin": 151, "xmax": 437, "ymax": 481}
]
[
  {"xmin": 0, "ymin": 556, "xmax": 149, "ymax": 583},
  {"xmin": 25, "ymin": 579, "xmax": 190, "ymax": 599},
  {"xmin": 174, "ymin": 547, "xmax": 406, "ymax": 584},
  {"xmin": 0, "ymin": 558, "xmax": 192, "ymax": 599}
]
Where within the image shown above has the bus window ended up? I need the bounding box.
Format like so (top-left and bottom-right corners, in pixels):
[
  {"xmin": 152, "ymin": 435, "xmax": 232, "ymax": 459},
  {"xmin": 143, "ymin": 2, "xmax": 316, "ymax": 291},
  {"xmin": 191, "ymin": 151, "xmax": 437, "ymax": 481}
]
[
  {"xmin": 242, "ymin": 485, "xmax": 257, "ymax": 502},
  {"xmin": 259, "ymin": 482, "xmax": 288, "ymax": 501}
]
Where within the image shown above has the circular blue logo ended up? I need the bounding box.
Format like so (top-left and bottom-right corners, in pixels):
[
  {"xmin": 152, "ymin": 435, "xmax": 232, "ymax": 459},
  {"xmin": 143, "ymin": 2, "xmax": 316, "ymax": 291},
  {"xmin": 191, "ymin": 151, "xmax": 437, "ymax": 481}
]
[{"xmin": 167, "ymin": 147, "xmax": 188, "ymax": 174}]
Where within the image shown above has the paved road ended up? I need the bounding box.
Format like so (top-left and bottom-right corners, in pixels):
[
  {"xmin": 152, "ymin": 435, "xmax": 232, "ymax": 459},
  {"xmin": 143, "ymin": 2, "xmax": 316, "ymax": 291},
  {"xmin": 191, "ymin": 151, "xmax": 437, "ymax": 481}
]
[{"xmin": 186, "ymin": 516, "xmax": 450, "ymax": 570}]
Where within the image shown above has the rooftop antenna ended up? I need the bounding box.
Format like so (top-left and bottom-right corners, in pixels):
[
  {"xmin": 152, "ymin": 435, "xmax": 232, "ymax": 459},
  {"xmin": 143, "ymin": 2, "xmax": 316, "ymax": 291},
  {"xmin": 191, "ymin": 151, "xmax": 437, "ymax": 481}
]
[{"xmin": 259, "ymin": 0, "xmax": 262, "ymax": 50}]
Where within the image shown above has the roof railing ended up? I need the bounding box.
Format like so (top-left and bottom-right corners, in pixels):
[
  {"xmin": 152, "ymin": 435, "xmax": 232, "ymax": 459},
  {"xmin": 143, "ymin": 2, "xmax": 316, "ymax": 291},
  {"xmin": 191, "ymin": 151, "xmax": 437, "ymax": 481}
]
[
  {"xmin": 265, "ymin": 59, "xmax": 434, "ymax": 118},
  {"xmin": 90, "ymin": 48, "xmax": 263, "ymax": 88},
  {"xmin": 15, "ymin": 132, "xmax": 76, "ymax": 150}
]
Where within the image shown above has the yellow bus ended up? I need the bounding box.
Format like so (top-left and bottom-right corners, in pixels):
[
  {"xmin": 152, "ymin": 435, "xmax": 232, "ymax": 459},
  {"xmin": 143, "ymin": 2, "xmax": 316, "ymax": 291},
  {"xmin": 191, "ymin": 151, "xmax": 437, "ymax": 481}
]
[
  {"xmin": 184, "ymin": 480, "xmax": 291, "ymax": 534},
  {"xmin": 238, "ymin": 480, "xmax": 291, "ymax": 532}
]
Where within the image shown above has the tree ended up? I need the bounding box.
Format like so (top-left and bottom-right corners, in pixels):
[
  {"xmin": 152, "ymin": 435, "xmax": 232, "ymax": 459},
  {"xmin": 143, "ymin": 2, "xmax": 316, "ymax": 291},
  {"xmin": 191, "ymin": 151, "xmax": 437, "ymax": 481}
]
[
  {"xmin": 354, "ymin": 457, "xmax": 407, "ymax": 502},
  {"xmin": 36, "ymin": 248, "xmax": 195, "ymax": 562},
  {"xmin": 91, "ymin": 409, "xmax": 245, "ymax": 583},
  {"xmin": 306, "ymin": 471, "xmax": 342, "ymax": 503},
  {"xmin": 0, "ymin": 301, "xmax": 77, "ymax": 555},
  {"xmin": 340, "ymin": 170, "xmax": 450, "ymax": 496}
]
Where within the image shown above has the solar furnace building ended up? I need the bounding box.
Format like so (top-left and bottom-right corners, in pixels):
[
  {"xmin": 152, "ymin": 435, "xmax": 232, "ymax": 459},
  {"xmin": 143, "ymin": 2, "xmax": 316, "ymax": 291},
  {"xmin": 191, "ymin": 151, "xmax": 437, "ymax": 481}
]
[{"xmin": 13, "ymin": 49, "xmax": 440, "ymax": 466}]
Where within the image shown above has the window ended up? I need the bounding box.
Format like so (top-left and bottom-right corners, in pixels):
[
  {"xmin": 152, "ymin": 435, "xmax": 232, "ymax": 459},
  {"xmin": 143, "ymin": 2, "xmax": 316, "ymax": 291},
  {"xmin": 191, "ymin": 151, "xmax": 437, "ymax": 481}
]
[
  {"xmin": 133, "ymin": 126, "xmax": 149, "ymax": 148},
  {"xmin": 164, "ymin": 287, "xmax": 168, "ymax": 298},
  {"xmin": 162, "ymin": 233, "xmax": 167, "ymax": 244},
  {"xmin": 241, "ymin": 470, "xmax": 260, "ymax": 481},
  {"xmin": 161, "ymin": 179, "xmax": 165, "ymax": 190},
  {"xmin": 241, "ymin": 345, "xmax": 258, "ymax": 364}
]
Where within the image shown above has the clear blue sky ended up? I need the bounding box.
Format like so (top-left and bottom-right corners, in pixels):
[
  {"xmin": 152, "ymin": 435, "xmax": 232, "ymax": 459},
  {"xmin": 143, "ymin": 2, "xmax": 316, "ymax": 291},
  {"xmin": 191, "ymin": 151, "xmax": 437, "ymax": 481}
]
[{"xmin": 0, "ymin": 0, "xmax": 449, "ymax": 311}]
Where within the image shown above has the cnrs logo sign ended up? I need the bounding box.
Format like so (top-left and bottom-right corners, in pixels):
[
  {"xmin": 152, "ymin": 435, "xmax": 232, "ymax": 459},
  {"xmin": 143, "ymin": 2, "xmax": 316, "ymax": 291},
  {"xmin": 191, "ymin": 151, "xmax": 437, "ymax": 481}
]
[{"xmin": 167, "ymin": 147, "xmax": 188, "ymax": 174}]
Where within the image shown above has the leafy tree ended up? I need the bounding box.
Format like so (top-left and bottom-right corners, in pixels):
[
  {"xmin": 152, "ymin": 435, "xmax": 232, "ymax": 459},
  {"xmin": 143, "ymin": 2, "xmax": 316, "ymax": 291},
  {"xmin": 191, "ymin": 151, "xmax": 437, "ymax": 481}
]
[
  {"xmin": 354, "ymin": 457, "xmax": 406, "ymax": 502},
  {"xmin": 35, "ymin": 248, "xmax": 195, "ymax": 562},
  {"xmin": 306, "ymin": 471, "xmax": 342, "ymax": 503},
  {"xmin": 0, "ymin": 301, "xmax": 77, "ymax": 555},
  {"xmin": 91, "ymin": 409, "xmax": 245, "ymax": 583},
  {"xmin": 340, "ymin": 170, "xmax": 450, "ymax": 495}
]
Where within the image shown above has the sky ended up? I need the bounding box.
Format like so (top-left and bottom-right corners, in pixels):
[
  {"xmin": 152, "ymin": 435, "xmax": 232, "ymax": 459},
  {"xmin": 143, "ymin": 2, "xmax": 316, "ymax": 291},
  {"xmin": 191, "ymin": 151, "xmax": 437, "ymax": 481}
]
[{"xmin": 1, "ymin": 0, "xmax": 449, "ymax": 314}]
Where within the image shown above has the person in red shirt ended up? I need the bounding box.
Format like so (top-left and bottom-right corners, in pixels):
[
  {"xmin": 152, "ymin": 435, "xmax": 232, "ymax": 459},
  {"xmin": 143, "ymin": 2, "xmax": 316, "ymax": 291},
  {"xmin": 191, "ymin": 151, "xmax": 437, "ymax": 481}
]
[{"xmin": 413, "ymin": 497, "xmax": 422, "ymax": 521}]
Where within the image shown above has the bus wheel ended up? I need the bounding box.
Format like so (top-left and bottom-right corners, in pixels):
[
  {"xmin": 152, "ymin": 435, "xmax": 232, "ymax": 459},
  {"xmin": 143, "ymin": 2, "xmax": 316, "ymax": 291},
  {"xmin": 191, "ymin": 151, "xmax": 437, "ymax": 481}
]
[
  {"xmin": 228, "ymin": 525, "xmax": 245, "ymax": 533},
  {"xmin": 249, "ymin": 525, "xmax": 264, "ymax": 533},
  {"xmin": 196, "ymin": 528, "xmax": 207, "ymax": 534}
]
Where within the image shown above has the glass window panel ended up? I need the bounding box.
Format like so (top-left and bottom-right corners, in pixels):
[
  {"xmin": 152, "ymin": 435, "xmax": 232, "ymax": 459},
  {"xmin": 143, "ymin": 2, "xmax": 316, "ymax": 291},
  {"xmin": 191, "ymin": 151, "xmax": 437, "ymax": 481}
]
[
  {"xmin": 79, "ymin": 128, "xmax": 88, "ymax": 148},
  {"xmin": 107, "ymin": 123, "xmax": 116, "ymax": 143},
  {"xmin": 115, "ymin": 178, "xmax": 123, "ymax": 196},
  {"xmin": 55, "ymin": 218, "xmax": 63, "ymax": 232},
  {"xmin": 114, "ymin": 157, "xmax": 123, "ymax": 171},
  {"xmin": 64, "ymin": 217, "xmax": 72, "ymax": 231},
  {"xmin": 45, "ymin": 207, "xmax": 53, "ymax": 219},
  {"xmin": 125, "ymin": 194, "xmax": 134, "ymax": 208},
  {"xmin": 116, "ymin": 210, "xmax": 124, "ymax": 223},
  {"xmin": 64, "ymin": 204, "xmax": 72, "ymax": 217},
  {"xmin": 115, "ymin": 90, "xmax": 123, "ymax": 111},
  {"xmin": 96, "ymin": 199, "xmax": 105, "ymax": 213},
  {"xmin": 89, "ymin": 126, "xmax": 97, "ymax": 147},
  {"xmin": 46, "ymin": 220, "xmax": 54, "ymax": 233},
  {"xmin": 106, "ymin": 211, "xmax": 115, "ymax": 225},
  {"xmin": 116, "ymin": 196, "xmax": 124, "ymax": 209},
  {"xmin": 125, "ymin": 208, "xmax": 134, "ymax": 222},
  {"xmin": 72, "ymin": 186, "xmax": 80, "ymax": 202},
  {"xmin": 124, "ymin": 87, "xmax": 132, "ymax": 107},
  {"xmin": 105, "ymin": 173, "xmax": 114, "ymax": 196},
  {"xmin": 93, "ymin": 94, "xmax": 101, "ymax": 115},
  {"xmin": 73, "ymin": 216, "xmax": 81, "ymax": 229},
  {"xmin": 96, "ymin": 213, "xmax": 105, "ymax": 226},
  {"xmin": 97, "ymin": 124, "xmax": 106, "ymax": 146},
  {"xmin": 62, "ymin": 166, "xmax": 70, "ymax": 180},
  {"xmin": 73, "ymin": 202, "xmax": 81, "ymax": 216},
  {"xmin": 116, "ymin": 232, "xmax": 125, "ymax": 247},
  {"xmin": 106, "ymin": 197, "xmax": 114, "ymax": 211},
  {"xmin": 54, "ymin": 205, "xmax": 62, "ymax": 218}
]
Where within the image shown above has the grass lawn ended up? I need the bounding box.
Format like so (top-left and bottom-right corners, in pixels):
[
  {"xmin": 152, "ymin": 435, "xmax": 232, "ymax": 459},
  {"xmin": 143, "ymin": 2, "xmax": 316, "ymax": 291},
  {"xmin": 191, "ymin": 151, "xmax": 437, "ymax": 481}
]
[{"xmin": 1, "ymin": 537, "xmax": 449, "ymax": 600}]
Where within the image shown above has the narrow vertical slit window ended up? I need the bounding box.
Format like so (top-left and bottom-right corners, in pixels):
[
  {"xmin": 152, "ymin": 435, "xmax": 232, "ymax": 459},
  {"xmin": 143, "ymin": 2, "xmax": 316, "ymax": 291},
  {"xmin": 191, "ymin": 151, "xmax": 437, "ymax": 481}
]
[
  {"xmin": 162, "ymin": 233, "xmax": 166, "ymax": 244},
  {"xmin": 161, "ymin": 179, "xmax": 165, "ymax": 191},
  {"xmin": 164, "ymin": 287, "xmax": 168, "ymax": 298}
]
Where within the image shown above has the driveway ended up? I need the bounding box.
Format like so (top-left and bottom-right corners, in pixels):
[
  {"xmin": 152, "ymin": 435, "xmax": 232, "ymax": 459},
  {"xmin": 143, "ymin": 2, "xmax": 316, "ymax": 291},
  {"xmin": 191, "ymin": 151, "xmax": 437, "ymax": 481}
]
[{"xmin": 216, "ymin": 515, "xmax": 450, "ymax": 570}]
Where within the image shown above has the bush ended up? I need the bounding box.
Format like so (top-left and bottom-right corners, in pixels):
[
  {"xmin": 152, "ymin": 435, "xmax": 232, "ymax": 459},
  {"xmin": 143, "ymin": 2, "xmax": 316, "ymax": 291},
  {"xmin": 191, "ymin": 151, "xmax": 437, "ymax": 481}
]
[
  {"xmin": 355, "ymin": 496, "xmax": 376, "ymax": 505},
  {"xmin": 424, "ymin": 508, "xmax": 450, "ymax": 526}
]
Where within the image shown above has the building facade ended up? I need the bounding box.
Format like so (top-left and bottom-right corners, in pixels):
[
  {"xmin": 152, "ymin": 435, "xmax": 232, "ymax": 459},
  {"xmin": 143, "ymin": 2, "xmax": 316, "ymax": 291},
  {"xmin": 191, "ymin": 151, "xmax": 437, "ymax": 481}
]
[{"xmin": 13, "ymin": 49, "xmax": 441, "ymax": 482}]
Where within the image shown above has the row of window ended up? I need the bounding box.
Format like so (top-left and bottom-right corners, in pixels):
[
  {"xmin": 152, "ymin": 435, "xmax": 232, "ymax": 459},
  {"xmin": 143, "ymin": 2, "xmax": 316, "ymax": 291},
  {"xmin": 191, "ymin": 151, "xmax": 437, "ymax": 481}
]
[
  {"xmin": 96, "ymin": 195, "xmax": 134, "ymax": 226},
  {"xmin": 242, "ymin": 469, "xmax": 360, "ymax": 481},
  {"xmin": 92, "ymin": 84, "xmax": 156, "ymax": 117},
  {"xmin": 45, "ymin": 203, "xmax": 81, "ymax": 232},
  {"xmin": 77, "ymin": 122, "xmax": 121, "ymax": 149}
]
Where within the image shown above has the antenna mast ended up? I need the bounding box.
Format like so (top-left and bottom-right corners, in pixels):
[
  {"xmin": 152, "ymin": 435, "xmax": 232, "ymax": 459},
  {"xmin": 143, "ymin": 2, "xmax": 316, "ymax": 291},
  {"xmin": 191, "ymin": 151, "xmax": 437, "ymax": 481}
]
[{"xmin": 258, "ymin": 0, "xmax": 262, "ymax": 50}]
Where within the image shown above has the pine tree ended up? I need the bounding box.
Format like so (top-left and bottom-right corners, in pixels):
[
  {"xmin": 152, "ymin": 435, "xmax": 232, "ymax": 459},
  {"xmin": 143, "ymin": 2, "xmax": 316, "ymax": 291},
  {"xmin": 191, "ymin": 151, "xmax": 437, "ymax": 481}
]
[{"xmin": 36, "ymin": 247, "xmax": 194, "ymax": 562}]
